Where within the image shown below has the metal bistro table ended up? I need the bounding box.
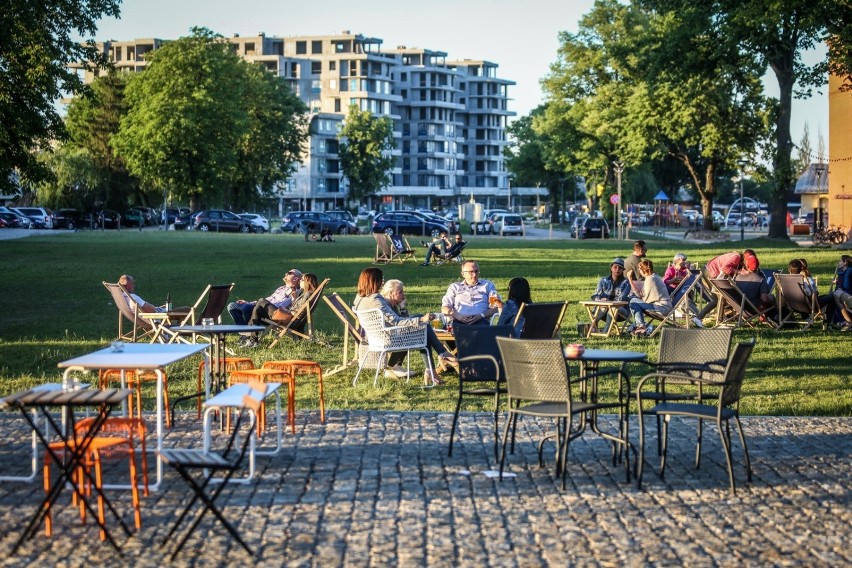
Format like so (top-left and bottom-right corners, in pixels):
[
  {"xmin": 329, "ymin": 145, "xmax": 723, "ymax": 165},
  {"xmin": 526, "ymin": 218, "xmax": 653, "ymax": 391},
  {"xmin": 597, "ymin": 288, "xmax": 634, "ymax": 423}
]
[
  {"xmin": 1, "ymin": 386, "xmax": 135, "ymax": 553},
  {"xmin": 57, "ymin": 343, "xmax": 208, "ymax": 490},
  {"xmin": 565, "ymin": 348, "xmax": 648, "ymax": 479},
  {"xmin": 171, "ymin": 324, "xmax": 265, "ymax": 397}
]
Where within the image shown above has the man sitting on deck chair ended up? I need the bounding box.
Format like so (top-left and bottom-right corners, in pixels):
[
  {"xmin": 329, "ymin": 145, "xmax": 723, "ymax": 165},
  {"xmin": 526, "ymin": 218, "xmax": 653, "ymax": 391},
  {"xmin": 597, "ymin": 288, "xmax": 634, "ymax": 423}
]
[
  {"xmin": 119, "ymin": 274, "xmax": 190, "ymax": 314},
  {"xmin": 422, "ymin": 232, "xmax": 466, "ymax": 266},
  {"xmin": 228, "ymin": 269, "xmax": 303, "ymax": 346}
]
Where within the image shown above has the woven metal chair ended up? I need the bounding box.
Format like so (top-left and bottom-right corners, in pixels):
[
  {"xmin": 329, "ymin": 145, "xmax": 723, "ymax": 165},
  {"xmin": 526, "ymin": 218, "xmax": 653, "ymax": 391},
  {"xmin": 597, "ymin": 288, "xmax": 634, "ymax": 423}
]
[
  {"xmin": 514, "ymin": 301, "xmax": 569, "ymax": 339},
  {"xmin": 447, "ymin": 325, "xmax": 514, "ymax": 462},
  {"xmin": 496, "ymin": 337, "xmax": 609, "ymax": 490},
  {"xmin": 352, "ymin": 308, "xmax": 432, "ymax": 386},
  {"xmin": 636, "ymin": 342, "xmax": 756, "ymax": 493}
]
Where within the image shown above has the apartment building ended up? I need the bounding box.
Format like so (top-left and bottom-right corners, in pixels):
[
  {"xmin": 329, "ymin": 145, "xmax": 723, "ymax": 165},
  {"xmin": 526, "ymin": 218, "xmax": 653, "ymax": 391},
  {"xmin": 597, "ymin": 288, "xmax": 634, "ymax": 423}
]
[{"xmin": 79, "ymin": 31, "xmax": 531, "ymax": 213}]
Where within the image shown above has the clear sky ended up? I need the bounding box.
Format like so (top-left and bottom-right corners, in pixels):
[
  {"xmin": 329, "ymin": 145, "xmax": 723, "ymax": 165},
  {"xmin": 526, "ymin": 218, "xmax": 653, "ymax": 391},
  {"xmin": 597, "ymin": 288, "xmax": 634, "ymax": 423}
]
[{"xmin": 88, "ymin": 0, "xmax": 829, "ymax": 151}]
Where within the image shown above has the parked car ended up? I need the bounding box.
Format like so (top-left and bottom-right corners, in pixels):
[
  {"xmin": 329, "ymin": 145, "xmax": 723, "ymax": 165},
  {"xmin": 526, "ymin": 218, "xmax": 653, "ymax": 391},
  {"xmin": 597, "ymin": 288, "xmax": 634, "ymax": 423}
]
[
  {"xmin": 130, "ymin": 205, "xmax": 159, "ymax": 225},
  {"xmin": 280, "ymin": 211, "xmax": 358, "ymax": 235},
  {"xmin": 324, "ymin": 210, "xmax": 360, "ymax": 233},
  {"xmin": 13, "ymin": 206, "xmax": 54, "ymax": 229},
  {"xmin": 52, "ymin": 208, "xmax": 87, "ymax": 230},
  {"xmin": 193, "ymin": 210, "xmax": 251, "ymax": 233},
  {"xmin": 471, "ymin": 209, "xmax": 508, "ymax": 234},
  {"xmin": 173, "ymin": 211, "xmax": 197, "ymax": 231},
  {"xmin": 124, "ymin": 208, "xmax": 146, "ymax": 226},
  {"xmin": 0, "ymin": 207, "xmax": 32, "ymax": 228},
  {"xmin": 238, "ymin": 213, "xmax": 270, "ymax": 233},
  {"xmin": 569, "ymin": 215, "xmax": 589, "ymax": 238},
  {"xmin": 371, "ymin": 211, "xmax": 449, "ymax": 238},
  {"xmin": 96, "ymin": 209, "xmax": 121, "ymax": 229},
  {"xmin": 0, "ymin": 211, "xmax": 25, "ymax": 228},
  {"xmin": 162, "ymin": 207, "xmax": 191, "ymax": 224},
  {"xmin": 578, "ymin": 217, "xmax": 610, "ymax": 239},
  {"xmin": 490, "ymin": 213, "xmax": 525, "ymax": 236}
]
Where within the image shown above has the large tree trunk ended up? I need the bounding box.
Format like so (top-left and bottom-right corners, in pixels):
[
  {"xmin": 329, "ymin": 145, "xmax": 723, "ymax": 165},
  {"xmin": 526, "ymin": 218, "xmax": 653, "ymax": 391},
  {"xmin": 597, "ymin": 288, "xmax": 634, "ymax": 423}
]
[{"xmin": 768, "ymin": 53, "xmax": 796, "ymax": 240}]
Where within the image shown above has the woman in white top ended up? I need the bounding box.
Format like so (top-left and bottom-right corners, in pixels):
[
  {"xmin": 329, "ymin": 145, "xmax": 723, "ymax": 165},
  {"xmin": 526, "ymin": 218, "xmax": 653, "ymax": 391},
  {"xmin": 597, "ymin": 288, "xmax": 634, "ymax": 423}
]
[{"xmin": 627, "ymin": 259, "xmax": 672, "ymax": 335}]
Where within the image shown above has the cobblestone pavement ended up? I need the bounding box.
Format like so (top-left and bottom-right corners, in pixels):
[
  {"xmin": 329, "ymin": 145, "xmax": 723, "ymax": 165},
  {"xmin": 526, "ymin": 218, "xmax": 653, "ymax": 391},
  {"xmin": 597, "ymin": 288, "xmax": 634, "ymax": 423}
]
[{"xmin": 0, "ymin": 411, "xmax": 849, "ymax": 567}]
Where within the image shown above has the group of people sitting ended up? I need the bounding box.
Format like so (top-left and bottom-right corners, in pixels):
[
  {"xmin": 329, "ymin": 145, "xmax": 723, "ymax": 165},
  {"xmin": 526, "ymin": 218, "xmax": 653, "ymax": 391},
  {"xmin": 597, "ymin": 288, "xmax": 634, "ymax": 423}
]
[
  {"xmin": 589, "ymin": 239, "xmax": 852, "ymax": 336},
  {"xmin": 353, "ymin": 259, "xmax": 532, "ymax": 385}
]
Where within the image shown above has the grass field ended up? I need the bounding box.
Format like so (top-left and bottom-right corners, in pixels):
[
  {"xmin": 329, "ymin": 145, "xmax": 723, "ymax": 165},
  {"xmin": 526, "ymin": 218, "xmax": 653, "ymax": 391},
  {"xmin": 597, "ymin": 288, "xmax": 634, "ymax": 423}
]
[{"xmin": 1, "ymin": 229, "xmax": 849, "ymax": 416}]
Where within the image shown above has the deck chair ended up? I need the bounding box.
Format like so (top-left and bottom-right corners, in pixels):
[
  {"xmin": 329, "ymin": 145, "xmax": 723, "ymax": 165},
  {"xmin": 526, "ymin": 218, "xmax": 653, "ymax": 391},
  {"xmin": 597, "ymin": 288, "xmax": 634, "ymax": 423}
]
[
  {"xmin": 388, "ymin": 234, "xmax": 417, "ymax": 263},
  {"xmin": 645, "ymin": 272, "xmax": 703, "ymax": 337},
  {"xmin": 710, "ymin": 277, "xmax": 778, "ymax": 329},
  {"xmin": 775, "ymin": 273, "xmax": 825, "ymax": 330},
  {"xmin": 373, "ymin": 232, "xmax": 393, "ymax": 264},
  {"xmin": 160, "ymin": 380, "xmax": 266, "ymax": 559},
  {"xmin": 266, "ymin": 278, "xmax": 330, "ymax": 348},
  {"xmin": 434, "ymin": 240, "xmax": 468, "ymax": 265},
  {"xmin": 176, "ymin": 283, "xmax": 235, "ymax": 326},
  {"xmin": 514, "ymin": 301, "xmax": 568, "ymax": 339},
  {"xmin": 103, "ymin": 281, "xmax": 180, "ymax": 343},
  {"xmin": 323, "ymin": 292, "xmax": 369, "ymax": 377}
]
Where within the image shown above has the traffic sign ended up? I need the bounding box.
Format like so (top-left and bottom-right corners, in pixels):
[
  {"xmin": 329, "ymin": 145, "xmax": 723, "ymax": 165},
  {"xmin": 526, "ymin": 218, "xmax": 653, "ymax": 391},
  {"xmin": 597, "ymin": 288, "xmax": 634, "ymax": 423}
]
[{"xmin": 609, "ymin": 194, "xmax": 620, "ymax": 205}]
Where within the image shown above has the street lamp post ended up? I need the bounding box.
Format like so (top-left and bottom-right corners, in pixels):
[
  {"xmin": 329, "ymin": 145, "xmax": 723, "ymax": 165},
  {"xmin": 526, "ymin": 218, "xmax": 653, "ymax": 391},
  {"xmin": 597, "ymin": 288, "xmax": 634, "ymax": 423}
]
[
  {"xmin": 613, "ymin": 161, "xmax": 624, "ymax": 239},
  {"xmin": 814, "ymin": 163, "xmax": 826, "ymax": 231}
]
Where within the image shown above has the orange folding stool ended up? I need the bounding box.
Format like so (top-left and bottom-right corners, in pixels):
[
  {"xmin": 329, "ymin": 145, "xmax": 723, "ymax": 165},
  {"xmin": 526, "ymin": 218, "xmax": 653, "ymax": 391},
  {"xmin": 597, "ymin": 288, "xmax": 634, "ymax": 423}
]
[{"xmin": 261, "ymin": 360, "xmax": 325, "ymax": 424}]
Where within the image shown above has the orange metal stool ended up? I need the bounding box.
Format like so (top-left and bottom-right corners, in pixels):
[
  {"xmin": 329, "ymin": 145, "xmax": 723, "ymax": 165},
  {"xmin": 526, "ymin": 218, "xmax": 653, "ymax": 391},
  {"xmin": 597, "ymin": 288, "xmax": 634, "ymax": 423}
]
[
  {"xmin": 228, "ymin": 368, "xmax": 293, "ymax": 434},
  {"xmin": 196, "ymin": 357, "xmax": 255, "ymax": 418},
  {"xmin": 261, "ymin": 360, "xmax": 325, "ymax": 424},
  {"xmin": 99, "ymin": 369, "xmax": 171, "ymax": 428}
]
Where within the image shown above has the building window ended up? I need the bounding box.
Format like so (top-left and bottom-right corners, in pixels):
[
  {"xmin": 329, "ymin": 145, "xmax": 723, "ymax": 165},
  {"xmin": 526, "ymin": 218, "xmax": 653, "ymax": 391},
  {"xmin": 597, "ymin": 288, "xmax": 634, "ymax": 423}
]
[
  {"xmin": 329, "ymin": 61, "xmax": 336, "ymax": 71},
  {"xmin": 329, "ymin": 78, "xmax": 337, "ymax": 91},
  {"xmin": 312, "ymin": 40, "xmax": 322, "ymax": 54},
  {"xmin": 334, "ymin": 98, "xmax": 341, "ymax": 112},
  {"xmin": 311, "ymin": 61, "xmax": 321, "ymax": 74},
  {"xmin": 296, "ymin": 41, "xmax": 307, "ymax": 55}
]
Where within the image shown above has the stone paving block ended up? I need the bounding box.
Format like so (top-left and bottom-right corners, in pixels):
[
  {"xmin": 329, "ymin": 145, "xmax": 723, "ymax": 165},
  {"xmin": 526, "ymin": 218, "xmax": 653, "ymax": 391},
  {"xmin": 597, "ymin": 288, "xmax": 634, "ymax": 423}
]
[{"xmin": 0, "ymin": 412, "xmax": 850, "ymax": 566}]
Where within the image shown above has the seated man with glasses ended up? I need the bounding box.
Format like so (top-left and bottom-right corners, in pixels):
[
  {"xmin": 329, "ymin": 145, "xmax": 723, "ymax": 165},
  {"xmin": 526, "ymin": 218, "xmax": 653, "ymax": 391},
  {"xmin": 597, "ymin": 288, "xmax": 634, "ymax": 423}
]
[
  {"xmin": 228, "ymin": 269, "xmax": 303, "ymax": 346},
  {"xmin": 441, "ymin": 260, "xmax": 500, "ymax": 326}
]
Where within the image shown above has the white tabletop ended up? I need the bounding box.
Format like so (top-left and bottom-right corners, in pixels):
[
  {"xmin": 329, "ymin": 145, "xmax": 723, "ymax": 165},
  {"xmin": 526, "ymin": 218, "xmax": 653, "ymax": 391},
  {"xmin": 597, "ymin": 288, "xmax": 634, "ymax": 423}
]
[
  {"xmin": 57, "ymin": 343, "xmax": 208, "ymax": 370},
  {"xmin": 204, "ymin": 382, "xmax": 282, "ymax": 408}
]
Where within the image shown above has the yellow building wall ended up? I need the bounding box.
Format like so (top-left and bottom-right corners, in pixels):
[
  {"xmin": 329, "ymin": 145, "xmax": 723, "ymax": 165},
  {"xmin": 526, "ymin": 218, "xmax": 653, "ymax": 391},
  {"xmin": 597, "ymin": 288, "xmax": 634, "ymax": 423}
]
[{"xmin": 828, "ymin": 73, "xmax": 852, "ymax": 229}]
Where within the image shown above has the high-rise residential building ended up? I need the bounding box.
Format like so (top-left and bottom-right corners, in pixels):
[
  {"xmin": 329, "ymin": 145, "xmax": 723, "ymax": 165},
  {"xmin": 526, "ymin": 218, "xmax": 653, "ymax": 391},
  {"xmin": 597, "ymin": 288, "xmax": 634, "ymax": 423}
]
[{"xmin": 73, "ymin": 31, "xmax": 532, "ymax": 213}]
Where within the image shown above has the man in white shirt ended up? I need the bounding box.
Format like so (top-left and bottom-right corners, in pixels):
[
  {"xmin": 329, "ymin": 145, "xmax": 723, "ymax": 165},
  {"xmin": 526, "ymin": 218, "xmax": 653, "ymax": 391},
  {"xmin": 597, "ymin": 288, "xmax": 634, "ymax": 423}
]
[
  {"xmin": 441, "ymin": 260, "xmax": 500, "ymax": 326},
  {"xmin": 118, "ymin": 274, "xmax": 190, "ymax": 314}
]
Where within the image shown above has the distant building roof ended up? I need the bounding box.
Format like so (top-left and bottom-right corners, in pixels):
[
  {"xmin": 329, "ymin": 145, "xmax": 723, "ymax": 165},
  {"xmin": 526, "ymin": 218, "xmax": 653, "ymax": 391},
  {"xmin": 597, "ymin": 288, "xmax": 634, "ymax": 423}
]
[{"xmin": 794, "ymin": 163, "xmax": 828, "ymax": 195}]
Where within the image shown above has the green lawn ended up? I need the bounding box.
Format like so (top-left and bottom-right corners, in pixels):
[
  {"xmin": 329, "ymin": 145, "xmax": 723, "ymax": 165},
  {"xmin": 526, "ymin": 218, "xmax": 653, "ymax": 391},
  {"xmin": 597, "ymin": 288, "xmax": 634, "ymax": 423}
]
[{"xmin": 1, "ymin": 230, "xmax": 849, "ymax": 416}]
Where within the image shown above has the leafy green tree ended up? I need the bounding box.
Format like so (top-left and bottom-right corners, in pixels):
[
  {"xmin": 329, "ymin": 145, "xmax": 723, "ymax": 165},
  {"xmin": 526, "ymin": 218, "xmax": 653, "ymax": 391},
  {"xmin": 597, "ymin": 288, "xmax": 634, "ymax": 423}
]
[
  {"xmin": 505, "ymin": 107, "xmax": 573, "ymax": 223},
  {"xmin": 113, "ymin": 28, "xmax": 306, "ymax": 211},
  {"xmin": 34, "ymin": 145, "xmax": 102, "ymax": 209},
  {"xmin": 644, "ymin": 0, "xmax": 852, "ymax": 237},
  {"xmin": 227, "ymin": 62, "xmax": 308, "ymax": 210},
  {"xmin": 0, "ymin": 0, "xmax": 120, "ymax": 194},
  {"xmin": 541, "ymin": 0, "xmax": 768, "ymax": 230},
  {"xmin": 64, "ymin": 71, "xmax": 138, "ymax": 210},
  {"xmin": 338, "ymin": 105, "xmax": 395, "ymax": 202},
  {"xmin": 113, "ymin": 28, "xmax": 247, "ymax": 210}
]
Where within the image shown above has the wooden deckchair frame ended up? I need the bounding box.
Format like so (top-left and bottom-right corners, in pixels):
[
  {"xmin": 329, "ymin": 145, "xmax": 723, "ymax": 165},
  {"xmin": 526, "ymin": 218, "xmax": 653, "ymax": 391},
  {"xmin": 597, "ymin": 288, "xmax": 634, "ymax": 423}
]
[{"xmin": 266, "ymin": 278, "xmax": 331, "ymax": 347}]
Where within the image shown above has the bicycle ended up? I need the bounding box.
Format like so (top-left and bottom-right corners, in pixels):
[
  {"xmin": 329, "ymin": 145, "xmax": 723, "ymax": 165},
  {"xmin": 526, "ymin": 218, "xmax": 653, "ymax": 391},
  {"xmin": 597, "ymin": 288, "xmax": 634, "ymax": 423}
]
[{"xmin": 812, "ymin": 225, "xmax": 848, "ymax": 246}]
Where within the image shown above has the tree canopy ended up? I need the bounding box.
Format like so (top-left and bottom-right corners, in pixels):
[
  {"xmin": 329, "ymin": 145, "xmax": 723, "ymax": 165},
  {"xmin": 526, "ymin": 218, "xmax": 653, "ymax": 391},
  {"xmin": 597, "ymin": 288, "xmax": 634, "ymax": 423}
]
[
  {"xmin": 338, "ymin": 105, "xmax": 395, "ymax": 201},
  {"xmin": 111, "ymin": 27, "xmax": 307, "ymax": 210},
  {"xmin": 0, "ymin": 0, "xmax": 120, "ymax": 194}
]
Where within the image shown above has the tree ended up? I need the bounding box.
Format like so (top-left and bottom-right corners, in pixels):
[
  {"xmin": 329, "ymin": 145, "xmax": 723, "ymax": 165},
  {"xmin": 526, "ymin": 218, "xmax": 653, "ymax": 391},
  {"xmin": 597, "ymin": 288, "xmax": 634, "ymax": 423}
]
[
  {"xmin": 64, "ymin": 71, "xmax": 138, "ymax": 210},
  {"xmin": 541, "ymin": 0, "xmax": 768, "ymax": 230},
  {"xmin": 112, "ymin": 27, "xmax": 307, "ymax": 210},
  {"xmin": 645, "ymin": 0, "xmax": 852, "ymax": 238},
  {"xmin": 0, "ymin": 0, "xmax": 120, "ymax": 193},
  {"xmin": 505, "ymin": 106, "xmax": 575, "ymax": 223},
  {"xmin": 227, "ymin": 62, "xmax": 308, "ymax": 210},
  {"xmin": 338, "ymin": 105, "xmax": 395, "ymax": 202}
]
